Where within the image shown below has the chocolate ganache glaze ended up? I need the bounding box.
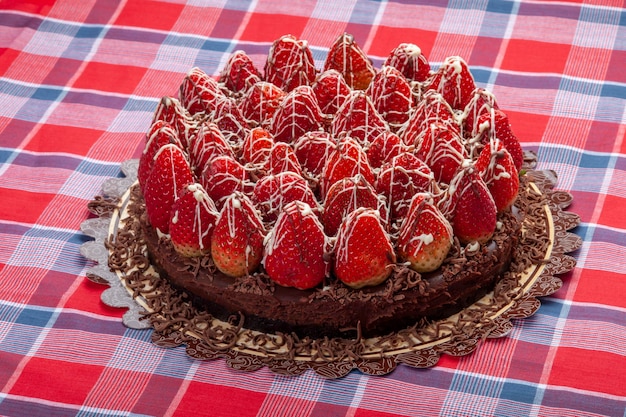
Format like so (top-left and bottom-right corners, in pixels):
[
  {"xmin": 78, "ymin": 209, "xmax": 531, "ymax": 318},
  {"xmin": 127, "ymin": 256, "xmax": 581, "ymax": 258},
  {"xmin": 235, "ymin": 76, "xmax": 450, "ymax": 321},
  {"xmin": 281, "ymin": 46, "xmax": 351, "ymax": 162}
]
[{"xmin": 133, "ymin": 181, "xmax": 521, "ymax": 338}]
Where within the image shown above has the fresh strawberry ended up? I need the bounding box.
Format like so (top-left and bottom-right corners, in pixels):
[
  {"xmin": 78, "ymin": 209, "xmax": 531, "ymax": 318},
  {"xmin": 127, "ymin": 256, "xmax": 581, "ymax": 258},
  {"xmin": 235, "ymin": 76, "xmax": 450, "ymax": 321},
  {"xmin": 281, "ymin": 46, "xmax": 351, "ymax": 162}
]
[
  {"xmin": 320, "ymin": 136, "xmax": 375, "ymax": 198},
  {"xmin": 323, "ymin": 33, "xmax": 375, "ymax": 90},
  {"xmin": 199, "ymin": 155, "xmax": 252, "ymax": 210},
  {"xmin": 219, "ymin": 50, "xmax": 262, "ymax": 93},
  {"xmin": 292, "ymin": 131, "xmax": 336, "ymax": 180},
  {"xmin": 375, "ymin": 153, "xmax": 435, "ymax": 221},
  {"xmin": 179, "ymin": 67, "xmax": 225, "ymax": 116},
  {"xmin": 138, "ymin": 121, "xmax": 183, "ymax": 191},
  {"xmin": 188, "ymin": 121, "xmax": 234, "ymax": 177},
  {"xmin": 169, "ymin": 183, "xmax": 219, "ymax": 257},
  {"xmin": 446, "ymin": 166, "xmax": 497, "ymax": 244},
  {"xmin": 241, "ymin": 127, "xmax": 274, "ymax": 168},
  {"xmin": 263, "ymin": 141, "xmax": 303, "ymax": 177},
  {"xmin": 474, "ymin": 138, "xmax": 519, "ymax": 212},
  {"xmin": 331, "ymin": 90, "xmax": 387, "ymax": 147},
  {"xmin": 399, "ymin": 90, "xmax": 459, "ymax": 147},
  {"xmin": 269, "ymin": 85, "xmax": 323, "ymax": 143},
  {"xmin": 211, "ymin": 192, "xmax": 265, "ymax": 277},
  {"xmin": 211, "ymin": 96, "xmax": 249, "ymax": 149},
  {"xmin": 322, "ymin": 175, "xmax": 387, "ymax": 236},
  {"xmin": 263, "ymin": 200, "xmax": 329, "ymax": 289},
  {"xmin": 461, "ymin": 87, "xmax": 499, "ymax": 140},
  {"xmin": 152, "ymin": 96, "xmax": 198, "ymax": 149},
  {"xmin": 384, "ymin": 43, "xmax": 431, "ymax": 82},
  {"xmin": 143, "ymin": 144, "xmax": 194, "ymax": 234},
  {"xmin": 239, "ymin": 81, "xmax": 286, "ymax": 128},
  {"xmin": 475, "ymin": 109, "xmax": 523, "ymax": 172},
  {"xmin": 365, "ymin": 130, "xmax": 404, "ymax": 171},
  {"xmin": 412, "ymin": 124, "xmax": 435, "ymax": 167},
  {"xmin": 366, "ymin": 65, "xmax": 412, "ymax": 130},
  {"xmin": 252, "ymin": 171, "xmax": 319, "ymax": 223},
  {"xmin": 422, "ymin": 122, "xmax": 468, "ymax": 184},
  {"xmin": 333, "ymin": 207, "xmax": 396, "ymax": 289},
  {"xmin": 397, "ymin": 193, "xmax": 453, "ymax": 272},
  {"xmin": 311, "ymin": 69, "xmax": 351, "ymax": 116},
  {"xmin": 264, "ymin": 34, "xmax": 317, "ymax": 92},
  {"xmin": 425, "ymin": 56, "xmax": 476, "ymax": 110}
]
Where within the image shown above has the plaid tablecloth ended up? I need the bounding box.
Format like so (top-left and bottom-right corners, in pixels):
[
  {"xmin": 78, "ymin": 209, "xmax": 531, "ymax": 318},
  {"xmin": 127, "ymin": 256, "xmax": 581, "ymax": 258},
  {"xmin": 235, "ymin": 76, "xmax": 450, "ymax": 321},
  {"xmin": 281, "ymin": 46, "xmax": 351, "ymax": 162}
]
[{"xmin": 0, "ymin": 1, "xmax": 625, "ymax": 416}]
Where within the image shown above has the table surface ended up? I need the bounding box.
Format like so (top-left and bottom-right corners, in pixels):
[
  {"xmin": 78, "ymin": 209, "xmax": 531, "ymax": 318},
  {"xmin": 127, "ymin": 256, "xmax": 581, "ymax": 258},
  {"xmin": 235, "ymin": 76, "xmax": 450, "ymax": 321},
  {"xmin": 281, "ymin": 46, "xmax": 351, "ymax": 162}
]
[{"xmin": 1, "ymin": 1, "xmax": 625, "ymax": 416}]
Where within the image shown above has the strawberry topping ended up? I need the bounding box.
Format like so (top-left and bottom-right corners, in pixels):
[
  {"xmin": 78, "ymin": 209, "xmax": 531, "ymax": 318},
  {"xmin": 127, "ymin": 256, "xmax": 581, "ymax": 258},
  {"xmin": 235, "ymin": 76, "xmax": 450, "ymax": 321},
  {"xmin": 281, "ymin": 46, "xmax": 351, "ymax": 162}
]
[
  {"xmin": 219, "ymin": 50, "xmax": 262, "ymax": 93},
  {"xmin": 263, "ymin": 201, "xmax": 329, "ymax": 289},
  {"xmin": 170, "ymin": 183, "xmax": 219, "ymax": 257},
  {"xmin": 143, "ymin": 144, "xmax": 194, "ymax": 234},
  {"xmin": 252, "ymin": 171, "xmax": 319, "ymax": 223},
  {"xmin": 179, "ymin": 67, "xmax": 224, "ymax": 116},
  {"xmin": 323, "ymin": 33, "xmax": 375, "ymax": 90},
  {"xmin": 269, "ymin": 85, "xmax": 323, "ymax": 143},
  {"xmin": 367, "ymin": 65, "xmax": 413, "ymax": 130},
  {"xmin": 211, "ymin": 193, "xmax": 265, "ymax": 277},
  {"xmin": 384, "ymin": 43, "xmax": 431, "ymax": 83},
  {"xmin": 264, "ymin": 34, "xmax": 317, "ymax": 92},
  {"xmin": 139, "ymin": 33, "xmax": 527, "ymax": 291},
  {"xmin": 334, "ymin": 208, "xmax": 396, "ymax": 289}
]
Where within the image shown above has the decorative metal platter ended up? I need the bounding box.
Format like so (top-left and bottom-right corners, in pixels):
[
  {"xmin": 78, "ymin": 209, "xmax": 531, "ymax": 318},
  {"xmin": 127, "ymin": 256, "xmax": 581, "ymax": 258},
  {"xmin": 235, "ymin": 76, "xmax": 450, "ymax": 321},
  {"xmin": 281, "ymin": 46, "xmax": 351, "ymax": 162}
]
[{"xmin": 81, "ymin": 158, "xmax": 581, "ymax": 378}]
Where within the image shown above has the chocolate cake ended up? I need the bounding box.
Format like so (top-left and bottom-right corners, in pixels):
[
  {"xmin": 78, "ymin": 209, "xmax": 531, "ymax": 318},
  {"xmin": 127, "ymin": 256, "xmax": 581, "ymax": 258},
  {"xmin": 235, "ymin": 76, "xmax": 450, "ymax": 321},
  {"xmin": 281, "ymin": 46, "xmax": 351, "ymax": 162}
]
[
  {"xmin": 131, "ymin": 33, "xmax": 530, "ymax": 338},
  {"xmin": 138, "ymin": 185, "xmax": 520, "ymax": 338},
  {"xmin": 86, "ymin": 33, "xmax": 580, "ymax": 377}
]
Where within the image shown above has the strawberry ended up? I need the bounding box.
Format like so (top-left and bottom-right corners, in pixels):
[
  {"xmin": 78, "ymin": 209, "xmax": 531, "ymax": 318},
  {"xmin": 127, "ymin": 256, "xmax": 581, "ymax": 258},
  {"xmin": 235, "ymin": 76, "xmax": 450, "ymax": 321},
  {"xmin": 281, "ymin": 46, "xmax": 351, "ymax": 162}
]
[
  {"xmin": 143, "ymin": 144, "xmax": 194, "ymax": 234},
  {"xmin": 264, "ymin": 34, "xmax": 317, "ymax": 92},
  {"xmin": 219, "ymin": 50, "xmax": 262, "ymax": 93},
  {"xmin": 263, "ymin": 201, "xmax": 329, "ymax": 289},
  {"xmin": 179, "ymin": 67, "xmax": 225, "ymax": 116},
  {"xmin": 188, "ymin": 121, "xmax": 234, "ymax": 177},
  {"xmin": 425, "ymin": 56, "xmax": 476, "ymax": 110},
  {"xmin": 322, "ymin": 175, "xmax": 387, "ymax": 236},
  {"xmin": 366, "ymin": 65, "xmax": 412, "ymax": 130},
  {"xmin": 323, "ymin": 33, "xmax": 375, "ymax": 90},
  {"xmin": 239, "ymin": 81, "xmax": 286, "ymax": 128},
  {"xmin": 475, "ymin": 108, "xmax": 523, "ymax": 172},
  {"xmin": 474, "ymin": 138, "xmax": 519, "ymax": 213},
  {"xmin": 320, "ymin": 136, "xmax": 375, "ymax": 198},
  {"xmin": 333, "ymin": 207, "xmax": 396, "ymax": 289},
  {"xmin": 269, "ymin": 85, "xmax": 323, "ymax": 143},
  {"xmin": 311, "ymin": 69, "xmax": 351, "ymax": 116},
  {"xmin": 384, "ymin": 43, "xmax": 431, "ymax": 82},
  {"xmin": 375, "ymin": 153, "xmax": 435, "ymax": 221},
  {"xmin": 211, "ymin": 96, "xmax": 249, "ymax": 149},
  {"xmin": 292, "ymin": 131, "xmax": 336, "ymax": 180},
  {"xmin": 461, "ymin": 87, "xmax": 499, "ymax": 141},
  {"xmin": 365, "ymin": 130, "xmax": 404, "ymax": 171},
  {"xmin": 263, "ymin": 141, "xmax": 303, "ymax": 177},
  {"xmin": 199, "ymin": 155, "xmax": 252, "ymax": 210},
  {"xmin": 252, "ymin": 171, "xmax": 319, "ymax": 223},
  {"xmin": 169, "ymin": 183, "xmax": 219, "ymax": 257},
  {"xmin": 422, "ymin": 122, "xmax": 468, "ymax": 184},
  {"xmin": 446, "ymin": 166, "xmax": 497, "ymax": 244},
  {"xmin": 138, "ymin": 121, "xmax": 183, "ymax": 191},
  {"xmin": 241, "ymin": 127, "xmax": 274, "ymax": 168},
  {"xmin": 397, "ymin": 193, "xmax": 453, "ymax": 272},
  {"xmin": 152, "ymin": 96, "xmax": 197, "ymax": 149},
  {"xmin": 331, "ymin": 90, "xmax": 387, "ymax": 148},
  {"xmin": 399, "ymin": 91, "xmax": 459, "ymax": 147},
  {"xmin": 211, "ymin": 193, "xmax": 265, "ymax": 277}
]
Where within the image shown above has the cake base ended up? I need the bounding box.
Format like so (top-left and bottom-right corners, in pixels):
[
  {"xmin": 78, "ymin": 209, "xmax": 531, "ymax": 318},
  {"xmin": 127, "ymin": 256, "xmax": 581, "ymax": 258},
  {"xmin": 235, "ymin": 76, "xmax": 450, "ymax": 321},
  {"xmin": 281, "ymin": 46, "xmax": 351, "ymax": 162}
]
[
  {"xmin": 140, "ymin": 182, "xmax": 519, "ymax": 339},
  {"xmin": 81, "ymin": 157, "xmax": 581, "ymax": 378}
]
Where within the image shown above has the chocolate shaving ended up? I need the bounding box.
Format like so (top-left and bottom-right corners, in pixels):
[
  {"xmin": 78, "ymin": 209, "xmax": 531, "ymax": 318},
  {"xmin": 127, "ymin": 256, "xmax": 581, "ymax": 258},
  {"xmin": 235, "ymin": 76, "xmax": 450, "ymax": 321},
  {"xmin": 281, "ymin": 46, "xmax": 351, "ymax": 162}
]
[{"xmin": 88, "ymin": 195, "xmax": 120, "ymax": 217}]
